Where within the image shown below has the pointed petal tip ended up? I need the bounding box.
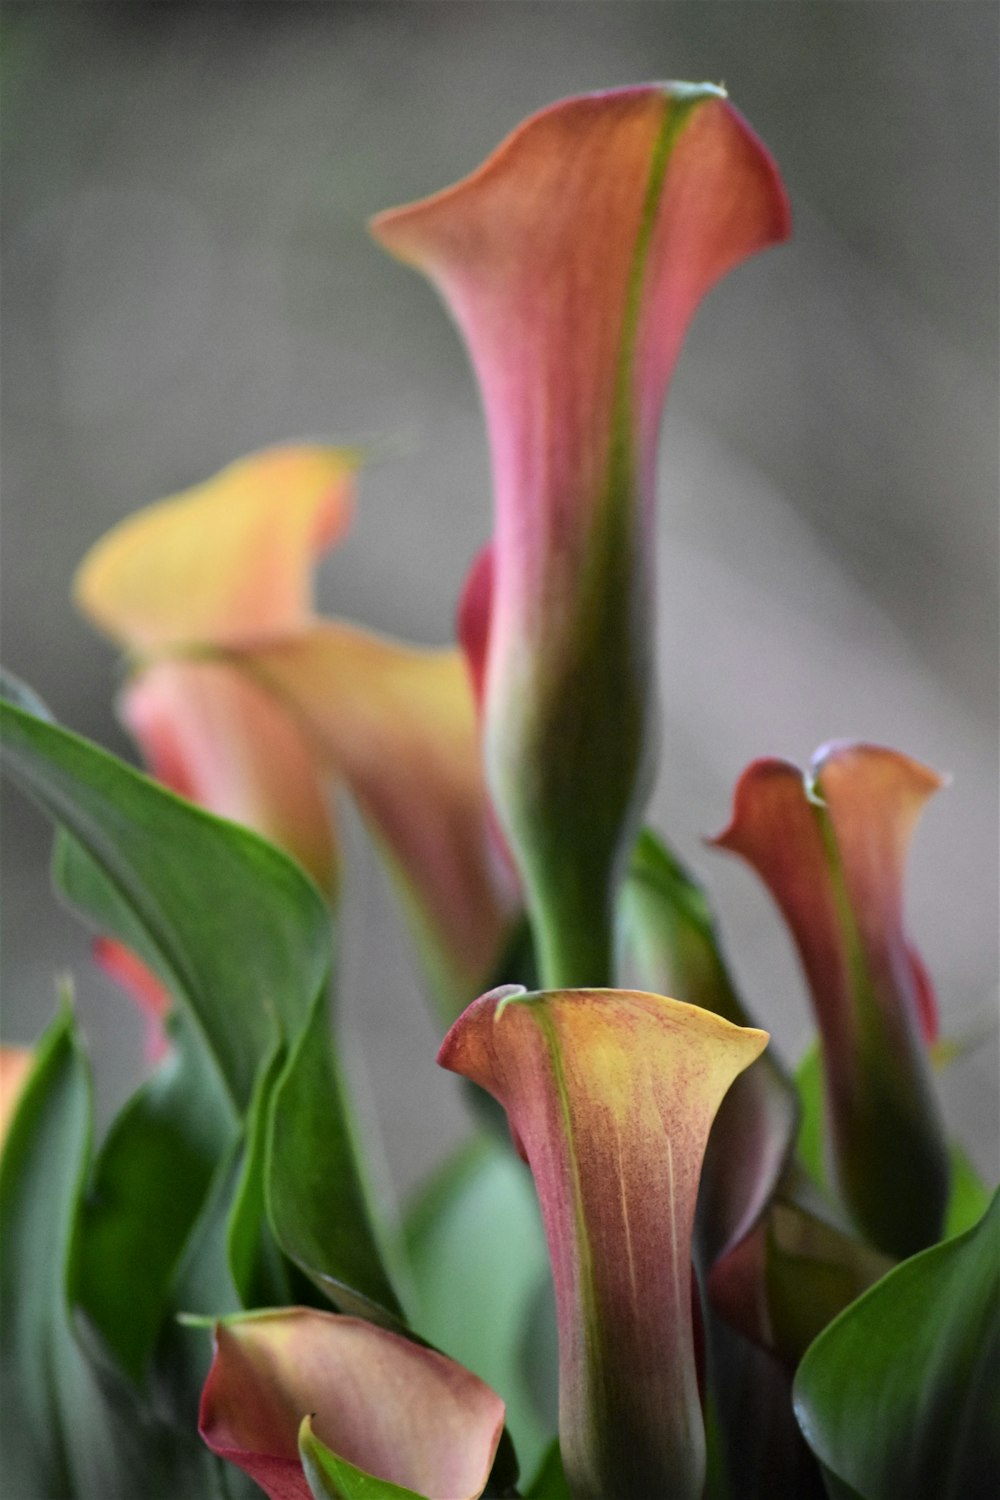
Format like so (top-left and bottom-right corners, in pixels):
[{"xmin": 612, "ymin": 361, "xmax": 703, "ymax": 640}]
[{"xmin": 707, "ymin": 756, "xmax": 801, "ymax": 853}]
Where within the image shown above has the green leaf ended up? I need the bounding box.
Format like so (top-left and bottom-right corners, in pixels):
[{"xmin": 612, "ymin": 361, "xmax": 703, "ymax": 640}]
[
  {"xmin": 797, "ymin": 1039, "xmax": 990, "ymax": 1242},
  {"xmin": 525, "ymin": 1440, "xmax": 571, "ymax": 1500},
  {"xmin": 0, "ymin": 1005, "xmax": 221, "ymax": 1497},
  {"xmin": 404, "ymin": 1134, "xmax": 552, "ymax": 1475},
  {"xmin": 794, "ymin": 1041, "xmax": 828, "ymax": 1193},
  {"xmin": 1, "ymin": 695, "xmax": 331, "ymax": 1110},
  {"xmin": 1, "ymin": 1005, "xmax": 119, "ymax": 1495},
  {"xmin": 226, "ymin": 1039, "xmax": 293, "ymax": 1308},
  {"xmin": 75, "ymin": 1006, "xmax": 236, "ymax": 1384},
  {"xmin": 2, "ymin": 693, "xmax": 405, "ymax": 1330},
  {"xmin": 299, "ymin": 1416, "xmax": 428, "ymax": 1500},
  {"xmin": 267, "ymin": 988, "xmax": 406, "ymax": 1324},
  {"xmin": 942, "ymin": 1143, "xmax": 991, "ymax": 1240},
  {"xmin": 763, "ymin": 1175, "xmax": 893, "ymax": 1362},
  {"xmin": 794, "ymin": 1190, "xmax": 1000, "ymax": 1499}
]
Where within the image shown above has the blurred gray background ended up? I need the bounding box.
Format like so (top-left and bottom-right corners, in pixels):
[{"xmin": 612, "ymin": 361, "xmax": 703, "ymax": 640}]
[{"xmin": 2, "ymin": 2, "xmax": 997, "ymax": 1204}]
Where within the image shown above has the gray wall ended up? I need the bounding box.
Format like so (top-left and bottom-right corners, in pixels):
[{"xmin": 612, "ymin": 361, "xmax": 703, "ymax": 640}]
[{"xmin": 2, "ymin": 2, "xmax": 997, "ymax": 1200}]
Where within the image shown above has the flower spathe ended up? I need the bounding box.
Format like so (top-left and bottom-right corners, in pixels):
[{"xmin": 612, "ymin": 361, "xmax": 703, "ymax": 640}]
[
  {"xmin": 374, "ymin": 85, "xmax": 790, "ymax": 987},
  {"xmin": 439, "ymin": 985, "xmax": 768, "ymax": 1500},
  {"xmin": 198, "ymin": 1308, "xmax": 506, "ymax": 1500},
  {"xmin": 74, "ymin": 444, "xmax": 518, "ymax": 1016},
  {"xmin": 714, "ymin": 741, "xmax": 950, "ymax": 1258}
]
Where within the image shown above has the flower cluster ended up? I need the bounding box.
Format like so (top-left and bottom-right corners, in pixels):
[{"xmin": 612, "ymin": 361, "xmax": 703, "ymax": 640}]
[{"xmin": 1, "ymin": 83, "xmax": 995, "ymax": 1500}]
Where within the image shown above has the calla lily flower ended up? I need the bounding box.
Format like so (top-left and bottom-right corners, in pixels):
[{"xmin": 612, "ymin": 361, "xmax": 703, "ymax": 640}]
[
  {"xmin": 74, "ymin": 444, "xmax": 518, "ymax": 1015},
  {"xmin": 198, "ymin": 1308, "xmax": 505, "ymax": 1500},
  {"xmin": 439, "ymin": 985, "xmax": 768, "ymax": 1500},
  {"xmin": 713, "ymin": 741, "xmax": 950, "ymax": 1259},
  {"xmin": 374, "ymin": 85, "xmax": 790, "ymax": 987}
]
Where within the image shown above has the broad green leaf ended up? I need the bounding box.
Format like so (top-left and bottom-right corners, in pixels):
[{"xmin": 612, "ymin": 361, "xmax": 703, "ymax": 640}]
[
  {"xmin": 300, "ymin": 1417, "xmax": 427, "ymax": 1500},
  {"xmin": 794, "ymin": 1190, "xmax": 1000, "ymax": 1499},
  {"xmin": 75, "ymin": 1005, "xmax": 236, "ymax": 1385},
  {"xmin": 0, "ymin": 695, "xmax": 331, "ymax": 1110},
  {"xmin": 2, "ymin": 693, "xmax": 404, "ymax": 1329},
  {"xmin": 404, "ymin": 1134, "xmax": 552, "ymax": 1474},
  {"xmin": 267, "ymin": 989, "xmax": 406, "ymax": 1324}
]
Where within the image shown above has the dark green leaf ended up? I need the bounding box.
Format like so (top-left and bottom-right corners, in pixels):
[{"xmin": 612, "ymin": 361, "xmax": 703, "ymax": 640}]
[
  {"xmin": 404, "ymin": 1134, "xmax": 552, "ymax": 1475},
  {"xmin": 76, "ymin": 1006, "xmax": 236, "ymax": 1384},
  {"xmin": 226, "ymin": 1039, "xmax": 293, "ymax": 1308},
  {"xmin": 1, "ymin": 696, "xmax": 331, "ymax": 1110},
  {"xmin": 267, "ymin": 988, "xmax": 406, "ymax": 1324},
  {"xmin": 300, "ymin": 1417, "xmax": 427, "ymax": 1500},
  {"xmin": 525, "ymin": 1439, "xmax": 570, "ymax": 1500},
  {"xmin": 794, "ymin": 1190, "xmax": 1000, "ymax": 1499}
]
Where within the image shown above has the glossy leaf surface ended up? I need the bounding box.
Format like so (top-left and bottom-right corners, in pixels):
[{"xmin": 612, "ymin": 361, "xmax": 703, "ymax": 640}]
[{"xmin": 794, "ymin": 1191, "xmax": 1000, "ymax": 1499}]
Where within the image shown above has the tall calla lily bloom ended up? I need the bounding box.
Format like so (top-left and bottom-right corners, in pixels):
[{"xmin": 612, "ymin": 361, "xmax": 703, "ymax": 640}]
[
  {"xmin": 74, "ymin": 444, "xmax": 518, "ymax": 1014},
  {"xmin": 713, "ymin": 741, "xmax": 950, "ymax": 1259},
  {"xmin": 199, "ymin": 1309, "xmax": 505, "ymax": 1500},
  {"xmin": 439, "ymin": 986, "xmax": 768, "ymax": 1500},
  {"xmin": 374, "ymin": 86, "xmax": 790, "ymax": 987}
]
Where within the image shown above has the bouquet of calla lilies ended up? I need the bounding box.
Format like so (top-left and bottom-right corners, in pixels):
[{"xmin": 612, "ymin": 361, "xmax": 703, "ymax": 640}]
[{"xmin": 1, "ymin": 83, "xmax": 996, "ymax": 1500}]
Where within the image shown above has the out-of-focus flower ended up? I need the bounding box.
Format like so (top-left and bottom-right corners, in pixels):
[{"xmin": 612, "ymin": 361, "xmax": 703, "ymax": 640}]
[
  {"xmin": 713, "ymin": 741, "xmax": 950, "ymax": 1258},
  {"xmin": 75, "ymin": 444, "xmax": 518, "ymax": 1017},
  {"xmin": 0, "ymin": 1047, "xmax": 33, "ymax": 1146},
  {"xmin": 439, "ymin": 985, "xmax": 768, "ymax": 1500},
  {"xmin": 199, "ymin": 1308, "xmax": 505, "ymax": 1500},
  {"xmin": 374, "ymin": 84, "xmax": 790, "ymax": 987}
]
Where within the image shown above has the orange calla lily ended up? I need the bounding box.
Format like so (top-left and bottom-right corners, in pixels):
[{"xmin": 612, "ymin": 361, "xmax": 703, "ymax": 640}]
[
  {"xmin": 74, "ymin": 444, "xmax": 518, "ymax": 1016},
  {"xmin": 199, "ymin": 1308, "xmax": 505, "ymax": 1500},
  {"xmin": 713, "ymin": 741, "xmax": 950, "ymax": 1258},
  {"xmin": 374, "ymin": 86, "xmax": 790, "ymax": 987},
  {"xmin": 439, "ymin": 985, "xmax": 768, "ymax": 1500}
]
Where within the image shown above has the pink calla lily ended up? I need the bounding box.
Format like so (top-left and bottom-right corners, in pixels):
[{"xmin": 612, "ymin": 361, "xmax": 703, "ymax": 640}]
[
  {"xmin": 713, "ymin": 741, "xmax": 950, "ymax": 1258},
  {"xmin": 74, "ymin": 444, "xmax": 518, "ymax": 1016},
  {"xmin": 199, "ymin": 1308, "xmax": 505, "ymax": 1500},
  {"xmin": 439, "ymin": 985, "xmax": 768, "ymax": 1500},
  {"xmin": 374, "ymin": 85, "xmax": 790, "ymax": 987}
]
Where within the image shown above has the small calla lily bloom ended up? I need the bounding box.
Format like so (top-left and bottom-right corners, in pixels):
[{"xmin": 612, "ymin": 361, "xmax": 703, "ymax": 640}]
[
  {"xmin": 74, "ymin": 444, "xmax": 518, "ymax": 1014},
  {"xmin": 439, "ymin": 986, "xmax": 768, "ymax": 1500},
  {"xmin": 713, "ymin": 741, "xmax": 950, "ymax": 1259},
  {"xmin": 198, "ymin": 1308, "xmax": 505, "ymax": 1500},
  {"xmin": 374, "ymin": 85, "xmax": 790, "ymax": 987}
]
